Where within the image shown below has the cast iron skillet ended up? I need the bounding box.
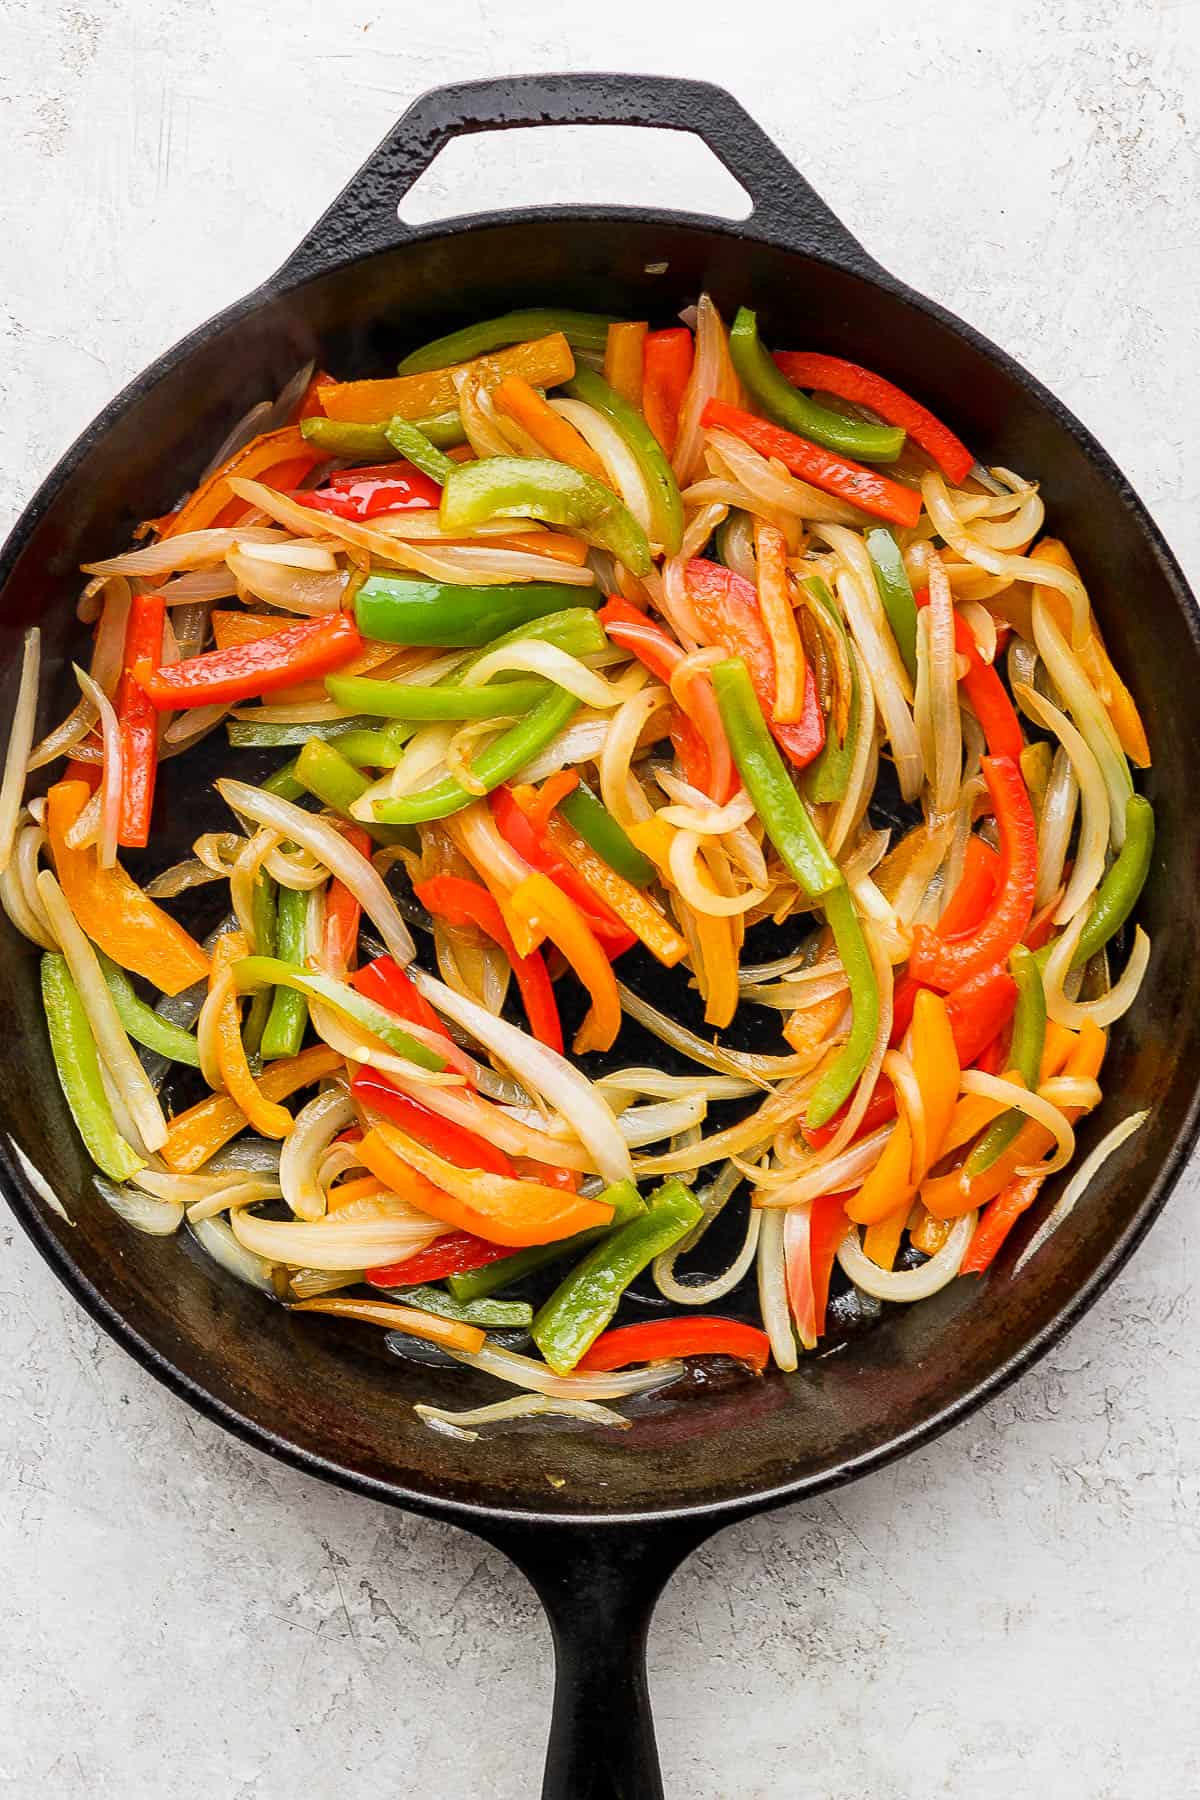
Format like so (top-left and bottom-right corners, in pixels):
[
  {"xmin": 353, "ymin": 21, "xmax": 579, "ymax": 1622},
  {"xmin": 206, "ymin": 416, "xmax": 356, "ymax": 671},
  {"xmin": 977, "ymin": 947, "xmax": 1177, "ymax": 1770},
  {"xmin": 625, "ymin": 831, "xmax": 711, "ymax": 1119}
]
[{"xmin": 2, "ymin": 73, "xmax": 1197, "ymax": 1799}]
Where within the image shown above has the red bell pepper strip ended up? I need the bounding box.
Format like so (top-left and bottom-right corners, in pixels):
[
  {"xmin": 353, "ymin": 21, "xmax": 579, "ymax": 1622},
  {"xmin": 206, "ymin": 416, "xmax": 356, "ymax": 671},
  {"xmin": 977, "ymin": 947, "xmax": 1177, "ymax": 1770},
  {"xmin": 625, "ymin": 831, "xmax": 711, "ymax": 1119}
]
[
  {"xmin": 683, "ymin": 559, "xmax": 825, "ymax": 770},
  {"xmin": 959, "ymin": 1171, "xmax": 1043, "ymax": 1275},
  {"xmin": 350, "ymin": 954, "xmax": 478, "ymax": 1077},
  {"xmin": 642, "ymin": 327, "xmax": 694, "ymax": 457},
  {"xmin": 575, "ymin": 1316, "xmax": 771, "ymax": 1375},
  {"xmin": 810, "ymin": 1190, "xmax": 853, "ymax": 1338},
  {"xmin": 701, "ymin": 398, "xmax": 922, "ymax": 530},
  {"xmin": 915, "ymin": 586, "xmax": 1023, "ymax": 760},
  {"xmin": 365, "ymin": 1229, "xmax": 512, "ymax": 1289},
  {"xmin": 771, "ymin": 352, "xmax": 974, "ymax": 485},
  {"xmin": 351, "ymin": 1068, "xmax": 517, "ymax": 1176},
  {"xmin": 908, "ymin": 757, "xmax": 1037, "ymax": 990},
  {"xmin": 116, "ymin": 591, "xmax": 164, "ymax": 848},
  {"xmin": 294, "ymin": 464, "xmax": 441, "ymax": 520},
  {"xmin": 489, "ymin": 786, "xmax": 636, "ymax": 957},
  {"xmin": 134, "ymin": 612, "xmax": 362, "ymax": 711},
  {"xmin": 414, "ymin": 872, "xmax": 564, "ymax": 1054},
  {"xmin": 323, "ymin": 823, "xmax": 373, "ymax": 971},
  {"xmin": 65, "ymin": 756, "xmax": 102, "ymax": 792},
  {"xmin": 974, "ymin": 1029, "xmax": 1011, "ymax": 1077},
  {"xmin": 599, "ymin": 593, "xmax": 738, "ymax": 801},
  {"xmin": 936, "ymin": 837, "xmax": 1001, "ymax": 939},
  {"xmin": 295, "ymin": 369, "xmax": 337, "ymax": 422}
]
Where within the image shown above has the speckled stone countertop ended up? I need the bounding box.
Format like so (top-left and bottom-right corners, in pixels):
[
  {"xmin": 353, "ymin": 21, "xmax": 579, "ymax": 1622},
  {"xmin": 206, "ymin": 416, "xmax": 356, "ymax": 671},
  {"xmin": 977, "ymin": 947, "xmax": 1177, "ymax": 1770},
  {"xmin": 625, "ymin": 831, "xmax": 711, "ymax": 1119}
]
[{"xmin": 2, "ymin": 4, "xmax": 1199, "ymax": 1795}]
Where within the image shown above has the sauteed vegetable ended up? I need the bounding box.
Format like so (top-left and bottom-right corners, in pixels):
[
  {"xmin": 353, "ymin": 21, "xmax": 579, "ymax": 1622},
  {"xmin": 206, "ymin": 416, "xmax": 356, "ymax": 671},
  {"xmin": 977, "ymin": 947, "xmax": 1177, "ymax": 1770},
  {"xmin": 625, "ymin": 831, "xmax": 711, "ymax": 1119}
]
[{"xmin": 0, "ymin": 300, "xmax": 1153, "ymax": 1438}]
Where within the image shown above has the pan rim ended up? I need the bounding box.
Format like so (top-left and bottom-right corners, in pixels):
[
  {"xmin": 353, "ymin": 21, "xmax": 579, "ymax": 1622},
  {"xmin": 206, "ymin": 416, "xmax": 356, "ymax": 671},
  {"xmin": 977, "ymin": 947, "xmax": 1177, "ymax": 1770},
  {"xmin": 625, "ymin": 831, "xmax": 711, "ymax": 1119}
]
[{"xmin": 3, "ymin": 204, "xmax": 1198, "ymax": 1530}]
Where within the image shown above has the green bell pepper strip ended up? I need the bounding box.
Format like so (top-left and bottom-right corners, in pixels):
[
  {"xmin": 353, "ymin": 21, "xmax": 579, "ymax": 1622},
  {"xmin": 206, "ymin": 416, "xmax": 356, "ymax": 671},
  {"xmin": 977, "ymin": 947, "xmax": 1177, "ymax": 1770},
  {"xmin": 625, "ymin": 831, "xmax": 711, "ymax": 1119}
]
[
  {"xmin": 965, "ymin": 944, "xmax": 1047, "ymax": 1176},
  {"xmin": 95, "ymin": 950, "xmax": 201, "ymax": 1069},
  {"xmin": 241, "ymin": 875, "xmax": 278, "ymax": 1059},
  {"xmin": 384, "ymin": 1284, "xmax": 533, "ymax": 1328},
  {"xmin": 563, "ymin": 365, "xmax": 684, "ymax": 555},
  {"xmin": 805, "ymin": 882, "xmax": 882, "ymax": 1130},
  {"xmin": 337, "ymin": 723, "xmax": 416, "ymax": 768},
  {"xmin": 325, "ymin": 672, "xmax": 550, "ymax": 721},
  {"xmin": 233, "ymin": 956, "xmax": 446, "ymax": 1072},
  {"xmin": 397, "ymin": 309, "xmax": 616, "ymax": 375},
  {"xmin": 41, "ymin": 953, "xmax": 144, "ymax": 1180},
  {"xmin": 802, "ymin": 577, "xmax": 861, "ymax": 806},
  {"xmin": 294, "ymin": 738, "xmax": 410, "ymax": 847},
  {"xmin": 383, "ymin": 418, "xmax": 457, "ymax": 483},
  {"xmin": 447, "ymin": 1186, "xmax": 648, "ymax": 1303},
  {"xmin": 449, "ymin": 607, "xmax": 607, "ymax": 679},
  {"xmin": 370, "ymin": 688, "xmax": 580, "ymax": 825},
  {"xmin": 532, "ymin": 1179, "xmax": 703, "ymax": 1374},
  {"xmin": 558, "ymin": 782, "xmax": 655, "ymax": 887},
  {"xmin": 439, "ymin": 457, "xmax": 652, "ymax": 577},
  {"xmin": 728, "ymin": 309, "xmax": 906, "ymax": 465},
  {"xmin": 1071, "ymin": 795, "xmax": 1155, "ymax": 970},
  {"xmin": 354, "ymin": 574, "xmax": 597, "ymax": 647},
  {"xmin": 865, "ymin": 527, "xmax": 920, "ymax": 680},
  {"xmin": 261, "ymin": 757, "xmax": 305, "ymax": 802},
  {"xmin": 226, "ymin": 714, "xmax": 377, "ymax": 749},
  {"xmin": 300, "ymin": 410, "xmax": 465, "ymax": 461},
  {"xmin": 712, "ymin": 657, "xmax": 841, "ymax": 897},
  {"xmin": 259, "ymin": 886, "xmax": 308, "ymax": 1061}
]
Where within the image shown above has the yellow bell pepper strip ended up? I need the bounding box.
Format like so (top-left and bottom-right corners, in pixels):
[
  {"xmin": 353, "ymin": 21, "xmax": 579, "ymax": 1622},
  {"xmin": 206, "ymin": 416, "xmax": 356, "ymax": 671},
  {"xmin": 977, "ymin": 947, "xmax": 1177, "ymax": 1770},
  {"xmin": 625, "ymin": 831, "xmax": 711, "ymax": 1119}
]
[
  {"xmin": 41, "ymin": 952, "xmax": 145, "ymax": 1181},
  {"xmin": 563, "ymin": 365, "xmax": 685, "ymax": 555},
  {"xmin": 492, "ymin": 375, "xmax": 609, "ymax": 481},
  {"xmin": 525, "ymin": 802, "xmax": 688, "ymax": 969},
  {"xmin": 318, "ymin": 332, "xmax": 577, "ymax": 424},
  {"xmin": 1030, "ymin": 539, "xmax": 1150, "ymax": 766},
  {"xmin": 46, "ymin": 781, "xmax": 210, "ymax": 996},
  {"xmin": 507, "ymin": 871, "xmax": 622, "ymax": 1054},
  {"xmin": 208, "ymin": 934, "xmax": 293, "ymax": 1140},
  {"xmin": 922, "ymin": 1020, "xmax": 1107, "ymax": 1219},
  {"xmin": 357, "ymin": 1122, "xmax": 613, "ymax": 1248},
  {"xmin": 846, "ymin": 1114, "xmax": 914, "ymax": 1226},
  {"xmin": 909, "ymin": 988, "xmax": 960, "ymax": 1176},
  {"xmin": 160, "ymin": 1045, "xmax": 342, "ymax": 1172},
  {"xmin": 439, "ymin": 455, "xmax": 652, "ymax": 576},
  {"xmin": 618, "ymin": 812, "xmax": 738, "ymax": 1023},
  {"xmin": 602, "ymin": 321, "xmax": 648, "ymax": 406},
  {"xmin": 863, "ymin": 1199, "xmax": 912, "ymax": 1270},
  {"xmin": 753, "ymin": 520, "xmax": 807, "ymax": 723},
  {"xmin": 161, "ymin": 426, "xmax": 319, "ymax": 538},
  {"xmin": 288, "ymin": 1295, "xmax": 485, "ymax": 1356},
  {"xmin": 397, "ymin": 310, "xmax": 616, "ymax": 374}
]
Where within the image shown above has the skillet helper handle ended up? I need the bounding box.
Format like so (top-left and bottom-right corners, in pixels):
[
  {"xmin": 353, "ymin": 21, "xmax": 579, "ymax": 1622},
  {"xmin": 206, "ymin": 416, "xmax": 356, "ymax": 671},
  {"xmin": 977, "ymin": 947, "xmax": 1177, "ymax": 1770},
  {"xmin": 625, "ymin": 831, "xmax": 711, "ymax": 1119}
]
[
  {"xmin": 275, "ymin": 72, "xmax": 880, "ymax": 285},
  {"xmin": 479, "ymin": 1516, "xmax": 714, "ymax": 1800}
]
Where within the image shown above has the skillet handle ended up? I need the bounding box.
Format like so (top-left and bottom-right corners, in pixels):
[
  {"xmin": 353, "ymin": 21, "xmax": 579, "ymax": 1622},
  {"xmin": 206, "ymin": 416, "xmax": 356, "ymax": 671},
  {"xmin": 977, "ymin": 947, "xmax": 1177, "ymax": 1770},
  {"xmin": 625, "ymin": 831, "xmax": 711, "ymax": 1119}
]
[
  {"xmin": 274, "ymin": 72, "xmax": 880, "ymax": 285},
  {"xmin": 478, "ymin": 1515, "xmax": 715, "ymax": 1800}
]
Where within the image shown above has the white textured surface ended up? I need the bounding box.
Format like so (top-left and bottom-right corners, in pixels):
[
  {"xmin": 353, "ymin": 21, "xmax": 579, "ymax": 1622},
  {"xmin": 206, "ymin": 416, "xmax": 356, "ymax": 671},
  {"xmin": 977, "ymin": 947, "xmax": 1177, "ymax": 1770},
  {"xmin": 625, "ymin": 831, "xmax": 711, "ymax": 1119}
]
[{"xmin": 2, "ymin": 4, "xmax": 1199, "ymax": 1795}]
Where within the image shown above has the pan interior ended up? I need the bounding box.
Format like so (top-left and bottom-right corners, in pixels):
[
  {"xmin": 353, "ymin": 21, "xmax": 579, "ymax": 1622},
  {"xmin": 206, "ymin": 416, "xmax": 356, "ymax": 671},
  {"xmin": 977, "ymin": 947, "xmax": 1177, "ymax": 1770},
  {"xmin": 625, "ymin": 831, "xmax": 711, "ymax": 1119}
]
[{"xmin": 2, "ymin": 216, "xmax": 1194, "ymax": 1520}]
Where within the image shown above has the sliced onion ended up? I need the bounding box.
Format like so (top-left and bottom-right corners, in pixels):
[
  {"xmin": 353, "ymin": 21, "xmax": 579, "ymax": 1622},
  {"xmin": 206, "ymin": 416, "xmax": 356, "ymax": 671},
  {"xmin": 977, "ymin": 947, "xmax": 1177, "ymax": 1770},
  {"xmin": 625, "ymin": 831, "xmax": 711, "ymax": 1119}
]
[
  {"xmin": 958, "ymin": 599, "xmax": 998, "ymax": 664},
  {"xmin": 94, "ymin": 1178, "xmax": 184, "ymax": 1235},
  {"xmin": 231, "ymin": 1205, "xmax": 441, "ymax": 1271},
  {"xmin": 1031, "ymin": 593, "xmax": 1132, "ymax": 847},
  {"xmin": 280, "ymin": 1086, "xmax": 356, "ymax": 1221},
  {"xmin": 395, "ymin": 545, "xmax": 595, "ymax": 587},
  {"xmin": 672, "ymin": 293, "xmax": 739, "ymax": 488},
  {"xmin": 463, "ymin": 639, "xmax": 620, "ymax": 707},
  {"xmin": 834, "ymin": 565, "xmax": 922, "ymax": 803},
  {"xmin": 73, "ymin": 667, "xmax": 122, "ymax": 868},
  {"xmin": 0, "ymin": 824, "xmax": 54, "ymax": 948},
  {"xmin": 190, "ymin": 1215, "xmax": 276, "ymax": 1292},
  {"xmin": 680, "ymin": 501, "xmax": 729, "ymax": 562},
  {"xmin": 703, "ymin": 431, "xmax": 866, "ymax": 526},
  {"xmin": 415, "ymin": 1393, "xmax": 631, "ymax": 1440},
  {"xmin": 837, "ymin": 1210, "xmax": 975, "ymax": 1301},
  {"xmin": 718, "ymin": 509, "xmax": 758, "ymax": 582},
  {"xmin": 550, "ymin": 397, "xmax": 655, "ymax": 536},
  {"xmin": 959, "ymin": 1068, "xmax": 1076, "ymax": 1174},
  {"xmin": 1034, "ymin": 746, "xmax": 1078, "ymax": 911},
  {"xmin": 217, "ymin": 779, "xmax": 414, "ymax": 964},
  {"xmin": 655, "ymin": 1200, "xmax": 761, "ymax": 1306},
  {"xmin": 754, "ymin": 1123, "xmax": 891, "ymax": 1209},
  {"xmin": 185, "ymin": 1179, "xmax": 285, "ymax": 1224},
  {"xmin": 829, "ymin": 641, "xmax": 878, "ymax": 857},
  {"xmin": 616, "ymin": 982, "xmax": 814, "ymax": 1089},
  {"xmin": 0, "ymin": 629, "xmax": 40, "ymax": 875},
  {"xmin": 668, "ymin": 828, "xmax": 766, "ymax": 917},
  {"xmin": 447, "ymin": 1340, "xmax": 683, "ymax": 1401},
  {"xmin": 1013, "ymin": 1109, "xmax": 1150, "ymax": 1275},
  {"xmin": 235, "ymin": 537, "xmax": 338, "ymax": 572},
  {"xmin": 600, "ymin": 684, "xmax": 672, "ymax": 826},
  {"xmin": 1044, "ymin": 913, "xmax": 1150, "ymax": 1029},
  {"xmin": 1015, "ymin": 681, "xmax": 1109, "ymax": 923},
  {"xmin": 144, "ymin": 857, "xmax": 225, "ymax": 899},
  {"xmin": 922, "ymin": 472, "xmax": 1088, "ymax": 646},
  {"xmin": 757, "ymin": 1208, "xmax": 797, "ymax": 1371},
  {"xmin": 410, "ymin": 967, "xmax": 633, "ymax": 1184},
  {"xmin": 225, "ymin": 547, "xmax": 347, "ymax": 615},
  {"xmin": 925, "ymin": 555, "xmax": 962, "ymax": 821},
  {"xmin": 156, "ymin": 569, "xmax": 239, "ymax": 605},
  {"xmin": 656, "ymin": 774, "xmax": 755, "ymax": 835},
  {"xmin": 83, "ymin": 526, "xmax": 284, "ymax": 577}
]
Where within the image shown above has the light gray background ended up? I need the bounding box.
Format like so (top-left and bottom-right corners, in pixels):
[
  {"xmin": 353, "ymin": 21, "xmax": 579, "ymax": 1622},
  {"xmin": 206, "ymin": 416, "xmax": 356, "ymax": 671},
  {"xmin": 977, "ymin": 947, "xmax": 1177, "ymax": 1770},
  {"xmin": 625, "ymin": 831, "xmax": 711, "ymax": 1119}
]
[{"xmin": 2, "ymin": 3, "xmax": 1199, "ymax": 1795}]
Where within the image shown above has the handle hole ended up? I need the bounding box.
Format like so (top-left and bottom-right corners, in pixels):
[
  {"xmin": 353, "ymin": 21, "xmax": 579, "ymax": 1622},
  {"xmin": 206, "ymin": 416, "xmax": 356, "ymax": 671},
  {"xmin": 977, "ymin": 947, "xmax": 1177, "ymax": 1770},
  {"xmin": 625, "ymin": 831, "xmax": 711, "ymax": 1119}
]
[{"xmin": 397, "ymin": 125, "xmax": 753, "ymax": 228}]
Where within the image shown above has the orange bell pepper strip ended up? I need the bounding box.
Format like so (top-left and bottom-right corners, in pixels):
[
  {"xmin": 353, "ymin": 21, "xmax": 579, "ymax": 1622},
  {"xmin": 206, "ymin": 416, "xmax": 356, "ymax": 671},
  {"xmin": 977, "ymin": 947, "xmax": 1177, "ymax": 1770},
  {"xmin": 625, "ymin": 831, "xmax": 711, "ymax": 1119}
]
[
  {"xmin": 162, "ymin": 426, "xmax": 319, "ymax": 538},
  {"xmin": 506, "ymin": 871, "xmax": 621, "ymax": 1054},
  {"xmin": 863, "ymin": 1198, "xmax": 911, "ymax": 1270},
  {"xmin": 46, "ymin": 781, "xmax": 209, "ymax": 996},
  {"xmin": 357, "ymin": 1122, "xmax": 613, "ymax": 1247},
  {"xmin": 753, "ymin": 520, "xmax": 807, "ymax": 723},
  {"xmin": 923, "ymin": 1020, "xmax": 1107, "ymax": 1219},
  {"xmin": 937, "ymin": 1022, "xmax": 1077, "ymax": 1161},
  {"xmin": 1029, "ymin": 539, "xmax": 1150, "ymax": 766},
  {"xmin": 160, "ymin": 1045, "xmax": 342, "ymax": 1172},
  {"xmin": 959, "ymin": 1171, "xmax": 1045, "ymax": 1275},
  {"xmin": 209, "ymin": 934, "xmax": 293, "ymax": 1138},
  {"xmin": 846, "ymin": 1115, "xmax": 914, "ymax": 1227},
  {"xmin": 784, "ymin": 988, "xmax": 847, "ymax": 1060},
  {"xmin": 289, "ymin": 1295, "xmax": 485, "ymax": 1354},
  {"xmin": 603, "ymin": 321, "xmax": 648, "ymax": 408},
  {"xmin": 492, "ymin": 375, "xmax": 608, "ymax": 481},
  {"xmin": 854, "ymin": 992, "xmax": 958, "ymax": 1243},
  {"xmin": 532, "ymin": 807, "xmax": 689, "ymax": 969},
  {"xmin": 620, "ymin": 810, "xmax": 738, "ymax": 1026},
  {"xmin": 317, "ymin": 333, "xmax": 576, "ymax": 424}
]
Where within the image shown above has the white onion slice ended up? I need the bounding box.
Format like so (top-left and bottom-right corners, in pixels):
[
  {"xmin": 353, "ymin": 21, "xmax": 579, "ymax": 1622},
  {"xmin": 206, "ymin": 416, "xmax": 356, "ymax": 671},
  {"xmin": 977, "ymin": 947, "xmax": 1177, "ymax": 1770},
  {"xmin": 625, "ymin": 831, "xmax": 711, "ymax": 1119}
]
[
  {"xmin": 447, "ymin": 1341, "xmax": 683, "ymax": 1400},
  {"xmin": 834, "ymin": 566, "xmax": 923, "ymax": 803},
  {"xmin": 235, "ymin": 537, "xmax": 338, "ymax": 571},
  {"xmin": 73, "ymin": 667, "xmax": 122, "ymax": 869},
  {"xmin": 757, "ymin": 1208, "xmax": 797, "ymax": 1371},
  {"xmin": 462, "ymin": 639, "xmax": 620, "ymax": 707},
  {"xmin": 190, "ymin": 1215, "xmax": 276, "ymax": 1292},
  {"xmin": 1015, "ymin": 681, "xmax": 1109, "ymax": 924},
  {"xmin": 755, "ymin": 1123, "xmax": 891, "ymax": 1209},
  {"xmin": 922, "ymin": 471, "xmax": 1088, "ymax": 645},
  {"xmin": 1044, "ymin": 917, "xmax": 1151, "ymax": 1029},
  {"xmin": 1013, "ymin": 1109, "xmax": 1150, "ymax": 1275},
  {"xmin": 94, "ymin": 1178, "xmax": 184, "ymax": 1236},
  {"xmin": 550, "ymin": 397, "xmax": 655, "ymax": 536},
  {"xmin": 1034, "ymin": 746, "xmax": 1079, "ymax": 910},
  {"xmin": 415, "ymin": 1393, "xmax": 631, "ymax": 1440},
  {"xmin": 83, "ymin": 526, "xmax": 284, "ymax": 577},
  {"xmin": 1032, "ymin": 593, "xmax": 1132, "ymax": 845},
  {"xmin": 959, "ymin": 1069, "xmax": 1076, "ymax": 1174},
  {"xmin": 231, "ymin": 1206, "xmax": 442, "ymax": 1271},
  {"xmin": 0, "ymin": 629, "xmax": 40, "ymax": 875},
  {"xmin": 672, "ymin": 293, "xmax": 739, "ymax": 487},
  {"xmin": 837, "ymin": 1211, "xmax": 975, "ymax": 1301},
  {"xmin": 655, "ymin": 1204, "xmax": 761, "ymax": 1306},
  {"xmin": 280, "ymin": 1087, "xmax": 356, "ymax": 1221}
]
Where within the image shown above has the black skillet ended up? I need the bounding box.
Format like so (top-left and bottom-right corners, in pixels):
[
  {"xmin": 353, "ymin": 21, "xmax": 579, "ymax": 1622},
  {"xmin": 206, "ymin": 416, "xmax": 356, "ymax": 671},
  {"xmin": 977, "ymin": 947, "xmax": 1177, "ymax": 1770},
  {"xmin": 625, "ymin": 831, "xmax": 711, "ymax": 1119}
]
[{"xmin": 2, "ymin": 74, "xmax": 1197, "ymax": 1799}]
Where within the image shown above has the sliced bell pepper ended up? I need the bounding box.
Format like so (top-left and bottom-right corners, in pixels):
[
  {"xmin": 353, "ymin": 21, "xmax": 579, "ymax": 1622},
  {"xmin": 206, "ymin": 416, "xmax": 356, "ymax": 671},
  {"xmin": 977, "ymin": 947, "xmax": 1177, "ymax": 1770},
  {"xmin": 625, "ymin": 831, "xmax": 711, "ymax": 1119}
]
[
  {"xmin": 397, "ymin": 311, "xmax": 615, "ymax": 375},
  {"xmin": 576, "ymin": 1316, "xmax": 770, "ymax": 1374},
  {"xmin": 863, "ymin": 1199, "xmax": 912, "ymax": 1271},
  {"xmin": 414, "ymin": 872, "xmax": 563, "ymax": 1053},
  {"xmin": 135, "ymin": 613, "xmax": 362, "ymax": 711},
  {"xmin": 233, "ymin": 957, "xmax": 447, "ymax": 1071},
  {"xmin": 564, "ymin": 365, "xmax": 684, "ymax": 555},
  {"xmin": 687, "ymin": 558, "xmax": 824, "ymax": 769},
  {"xmin": 288, "ymin": 1295, "xmax": 485, "ymax": 1354},
  {"xmin": 910, "ymin": 988, "xmax": 960, "ymax": 1174},
  {"xmin": 320, "ymin": 331, "xmax": 576, "ymax": 424},
  {"xmin": 439, "ymin": 455, "xmax": 651, "ymax": 576},
  {"xmin": 489, "ymin": 785, "xmax": 636, "ymax": 956},
  {"xmin": 598, "ymin": 593, "xmax": 737, "ymax": 802},
  {"xmin": 601, "ymin": 321, "xmax": 647, "ymax": 408},
  {"xmin": 908, "ymin": 756, "xmax": 1037, "ymax": 990},
  {"xmin": 97, "ymin": 951, "xmax": 201, "ymax": 1068},
  {"xmin": 936, "ymin": 837, "xmax": 1001, "ymax": 939},
  {"xmin": 116, "ymin": 591, "xmax": 164, "ymax": 848},
  {"xmin": 702, "ymin": 398, "xmax": 922, "ymax": 529},
  {"xmin": 160, "ymin": 1044, "xmax": 342, "ymax": 1173},
  {"xmin": 351, "ymin": 1069, "xmax": 517, "ymax": 1177},
  {"xmin": 753, "ymin": 519, "xmax": 807, "ymax": 723},
  {"xmin": 292, "ymin": 738, "xmax": 408, "ymax": 850},
  {"xmin": 351, "ymin": 955, "xmax": 462, "ymax": 1055},
  {"xmin": 41, "ymin": 952, "xmax": 144, "ymax": 1180},
  {"xmin": 364, "ymin": 1230, "xmax": 512, "ymax": 1289},
  {"xmin": 1072, "ymin": 793, "xmax": 1154, "ymax": 970},
  {"xmin": 209, "ymin": 934, "xmax": 293, "ymax": 1139},
  {"xmin": 448, "ymin": 1183, "xmax": 648, "ymax": 1302},
  {"xmin": 369, "ymin": 687, "xmax": 580, "ymax": 825},
  {"xmin": 845, "ymin": 1114, "xmax": 914, "ymax": 1225},
  {"xmin": 492, "ymin": 375, "xmax": 608, "ymax": 480},
  {"xmin": 162, "ymin": 425, "xmax": 320, "ymax": 538},
  {"xmin": 729, "ymin": 310, "xmax": 905, "ymax": 462},
  {"xmin": 301, "ymin": 411, "xmax": 466, "ymax": 461},
  {"xmin": 535, "ymin": 805, "xmax": 688, "ymax": 968},
  {"xmin": 382, "ymin": 419, "xmax": 458, "ymax": 484},
  {"xmin": 641, "ymin": 327, "xmax": 693, "ymax": 457},
  {"xmin": 960, "ymin": 1172, "xmax": 1045, "ymax": 1275},
  {"xmin": 772, "ymin": 350, "xmax": 973, "ymax": 484},
  {"xmin": 914, "ymin": 583, "xmax": 1023, "ymax": 759},
  {"xmin": 294, "ymin": 464, "xmax": 441, "ymax": 519},
  {"xmin": 807, "ymin": 883, "xmax": 882, "ymax": 1130},
  {"xmin": 259, "ymin": 883, "xmax": 308, "ymax": 1061},
  {"xmin": 507, "ymin": 871, "xmax": 620, "ymax": 1055},
  {"xmin": 811, "ymin": 1189, "xmax": 853, "ymax": 1337},
  {"xmin": 46, "ymin": 780, "xmax": 209, "ymax": 996},
  {"xmin": 322, "ymin": 822, "xmax": 373, "ymax": 972},
  {"xmin": 326, "ymin": 669, "xmax": 549, "ymax": 722},
  {"xmin": 865, "ymin": 528, "xmax": 920, "ymax": 679},
  {"xmin": 963, "ymin": 945, "xmax": 1046, "ymax": 1175}
]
